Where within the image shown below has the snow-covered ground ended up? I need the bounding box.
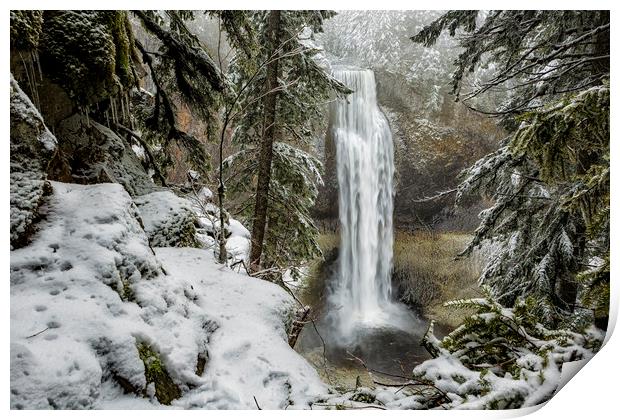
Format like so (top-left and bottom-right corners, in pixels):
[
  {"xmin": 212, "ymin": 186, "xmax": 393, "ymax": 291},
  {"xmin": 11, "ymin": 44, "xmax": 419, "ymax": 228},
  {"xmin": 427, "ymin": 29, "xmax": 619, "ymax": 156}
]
[
  {"xmin": 10, "ymin": 182, "xmax": 327, "ymax": 409},
  {"xmin": 11, "ymin": 180, "xmax": 594, "ymax": 410},
  {"xmin": 185, "ymin": 186, "xmax": 252, "ymax": 267}
]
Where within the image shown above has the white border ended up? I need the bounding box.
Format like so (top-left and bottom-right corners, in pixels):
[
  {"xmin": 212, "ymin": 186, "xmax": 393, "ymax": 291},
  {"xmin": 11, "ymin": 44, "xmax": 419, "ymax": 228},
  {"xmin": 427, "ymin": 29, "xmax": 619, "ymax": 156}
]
[{"xmin": 3, "ymin": 1, "xmax": 617, "ymax": 419}]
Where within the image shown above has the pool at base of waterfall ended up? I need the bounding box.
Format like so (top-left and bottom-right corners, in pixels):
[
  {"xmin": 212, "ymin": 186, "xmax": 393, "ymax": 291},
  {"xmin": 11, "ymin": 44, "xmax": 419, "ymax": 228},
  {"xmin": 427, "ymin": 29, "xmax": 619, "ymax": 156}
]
[{"xmin": 296, "ymin": 307, "xmax": 450, "ymax": 382}]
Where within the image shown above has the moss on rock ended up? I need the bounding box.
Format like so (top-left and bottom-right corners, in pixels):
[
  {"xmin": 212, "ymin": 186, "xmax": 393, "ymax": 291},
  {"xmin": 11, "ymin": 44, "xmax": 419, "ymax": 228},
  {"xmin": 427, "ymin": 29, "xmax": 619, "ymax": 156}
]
[
  {"xmin": 38, "ymin": 11, "xmax": 136, "ymax": 106},
  {"xmin": 137, "ymin": 342, "xmax": 182, "ymax": 405},
  {"xmin": 10, "ymin": 11, "xmax": 44, "ymax": 51},
  {"xmin": 134, "ymin": 191, "xmax": 201, "ymax": 248}
]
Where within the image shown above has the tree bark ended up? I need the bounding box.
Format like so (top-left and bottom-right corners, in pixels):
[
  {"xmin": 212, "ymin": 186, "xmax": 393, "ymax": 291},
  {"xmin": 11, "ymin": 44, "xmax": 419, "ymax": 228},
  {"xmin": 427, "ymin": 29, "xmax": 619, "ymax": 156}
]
[{"xmin": 249, "ymin": 10, "xmax": 281, "ymax": 271}]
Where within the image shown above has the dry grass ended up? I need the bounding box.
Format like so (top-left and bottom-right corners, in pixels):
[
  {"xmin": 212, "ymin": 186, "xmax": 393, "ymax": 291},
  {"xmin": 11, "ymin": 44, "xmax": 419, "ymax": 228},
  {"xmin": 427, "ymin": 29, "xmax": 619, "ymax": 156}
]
[
  {"xmin": 393, "ymin": 231, "xmax": 482, "ymax": 327},
  {"xmin": 298, "ymin": 233, "xmax": 340, "ymax": 310}
]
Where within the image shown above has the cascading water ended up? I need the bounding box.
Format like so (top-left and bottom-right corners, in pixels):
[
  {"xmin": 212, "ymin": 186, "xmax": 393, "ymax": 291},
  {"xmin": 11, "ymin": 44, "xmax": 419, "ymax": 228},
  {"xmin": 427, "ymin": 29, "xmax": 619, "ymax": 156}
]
[
  {"xmin": 296, "ymin": 66, "xmax": 439, "ymax": 373},
  {"xmin": 328, "ymin": 67, "xmax": 407, "ymax": 341}
]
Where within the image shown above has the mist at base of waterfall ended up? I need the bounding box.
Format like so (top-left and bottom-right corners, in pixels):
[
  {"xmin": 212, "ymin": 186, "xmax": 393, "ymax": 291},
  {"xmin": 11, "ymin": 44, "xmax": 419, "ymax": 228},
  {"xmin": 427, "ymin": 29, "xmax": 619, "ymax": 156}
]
[
  {"xmin": 324, "ymin": 298, "xmax": 426, "ymax": 347},
  {"xmin": 297, "ymin": 302, "xmax": 447, "ymax": 378}
]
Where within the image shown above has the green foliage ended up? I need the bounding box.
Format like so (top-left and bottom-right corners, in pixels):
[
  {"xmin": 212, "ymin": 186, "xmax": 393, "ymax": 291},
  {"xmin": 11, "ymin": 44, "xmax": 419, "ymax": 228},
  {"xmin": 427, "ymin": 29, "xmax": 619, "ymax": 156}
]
[
  {"xmin": 515, "ymin": 86, "xmax": 610, "ymax": 324},
  {"xmin": 512, "ymin": 85, "xmax": 609, "ymax": 185},
  {"xmin": 413, "ymin": 11, "xmax": 609, "ymax": 125},
  {"xmin": 415, "ymin": 291, "xmax": 603, "ymax": 408},
  {"xmin": 132, "ymin": 10, "xmax": 226, "ymax": 179},
  {"xmin": 415, "ymin": 10, "xmax": 609, "ymax": 327}
]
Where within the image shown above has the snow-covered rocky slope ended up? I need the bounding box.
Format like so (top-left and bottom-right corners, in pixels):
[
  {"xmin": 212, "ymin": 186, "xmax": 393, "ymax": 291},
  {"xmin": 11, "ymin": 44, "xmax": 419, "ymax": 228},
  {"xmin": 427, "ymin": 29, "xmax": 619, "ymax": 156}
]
[{"xmin": 10, "ymin": 181, "xmax": 327, "ymax": 409}]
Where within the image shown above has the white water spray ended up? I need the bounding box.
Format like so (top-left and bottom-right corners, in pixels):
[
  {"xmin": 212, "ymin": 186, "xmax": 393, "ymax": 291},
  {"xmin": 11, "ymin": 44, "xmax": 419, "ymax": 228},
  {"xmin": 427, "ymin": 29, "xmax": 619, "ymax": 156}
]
[{"xmin": 329, "ymin": 67, "xmax": 409, "ymax": 340}]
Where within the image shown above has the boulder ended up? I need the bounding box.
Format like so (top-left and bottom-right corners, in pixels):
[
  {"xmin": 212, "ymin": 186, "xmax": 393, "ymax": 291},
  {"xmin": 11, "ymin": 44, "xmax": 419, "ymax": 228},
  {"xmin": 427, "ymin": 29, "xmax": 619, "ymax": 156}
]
[{"xmin": 49, "ymin": 113, "xmax": 159, "ymax": 197}]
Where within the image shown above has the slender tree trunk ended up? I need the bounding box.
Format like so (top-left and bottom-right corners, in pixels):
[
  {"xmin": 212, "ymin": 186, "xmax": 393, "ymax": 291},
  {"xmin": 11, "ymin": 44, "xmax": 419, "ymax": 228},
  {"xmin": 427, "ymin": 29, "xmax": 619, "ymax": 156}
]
[{"xmin": 249, "ymin": 10, "xmax": 281, "ymax": 271}]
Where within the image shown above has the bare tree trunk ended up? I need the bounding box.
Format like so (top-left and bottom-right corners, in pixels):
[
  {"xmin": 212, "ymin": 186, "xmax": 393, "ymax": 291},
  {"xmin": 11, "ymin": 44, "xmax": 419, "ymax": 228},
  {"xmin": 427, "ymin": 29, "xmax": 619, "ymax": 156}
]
[
  {"xmin": 217, "ymin": 114, "xmax": 229, "ymax": 264},
  {"xmin": 249, "ymin": 10, "xmax": 281, "ymax": 271}
]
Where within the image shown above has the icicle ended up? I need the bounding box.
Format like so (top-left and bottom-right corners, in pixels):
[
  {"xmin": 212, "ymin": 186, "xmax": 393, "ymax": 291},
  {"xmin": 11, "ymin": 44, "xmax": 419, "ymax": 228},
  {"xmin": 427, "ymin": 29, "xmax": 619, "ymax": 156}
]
[
  {"xmin": 32, "ymin": 63, "xmax": 41, "ymax": 111},
  {"xmin": 35, "ymin": 51, "xmax": 43, "ymax": 81},
  {"xmin": 125, "ymin": 92, "xmax": 132, "ymax": 130},
  {"xmin": 110, "ymin": 97, "xmax": 117, "ymax": 125},
  {"xmin": 27, "ymin": 53, "xmax": 41, "ymax": 111},
  {"xmin": 105, "ymin": 110, "xmax": 110, "ymax": 128},
  {"xmin": 85, "ymin": 105, "xmax": 90, "ymax": 127},
  {"xmin": 120, "ymin": 92, "xmax": 126, "ymax": 124},
  {"xmin": 18, "ymin": 51, "xmax": 40, "ymax": 111}
]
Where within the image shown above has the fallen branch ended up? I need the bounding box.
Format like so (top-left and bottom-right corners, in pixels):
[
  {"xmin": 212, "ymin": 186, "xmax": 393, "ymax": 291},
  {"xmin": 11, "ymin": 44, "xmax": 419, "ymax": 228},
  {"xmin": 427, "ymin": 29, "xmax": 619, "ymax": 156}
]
[
  {"xmin": 113, "ymin": 123, "xmax": 168, "ymax": 187},
  {"xmin": 288, "ymin": 306, "xmax": 311, "ymax": 348},
  {"xmin": 311, "ymin": 402, "xmax": 386, "ymax": 410}
]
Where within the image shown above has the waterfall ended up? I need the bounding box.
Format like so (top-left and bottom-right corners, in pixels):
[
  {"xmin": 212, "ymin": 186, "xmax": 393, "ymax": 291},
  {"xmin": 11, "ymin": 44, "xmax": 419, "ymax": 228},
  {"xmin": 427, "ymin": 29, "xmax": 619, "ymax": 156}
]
[{"xmin": 329, "ymin": 67, "xmax": 398, "ymax": 339}]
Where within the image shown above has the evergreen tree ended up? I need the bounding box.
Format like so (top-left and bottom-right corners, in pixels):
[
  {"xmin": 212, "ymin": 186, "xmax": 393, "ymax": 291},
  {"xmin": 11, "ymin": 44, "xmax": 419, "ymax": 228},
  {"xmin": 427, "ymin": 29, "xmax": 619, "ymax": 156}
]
[
  {"xmin": 131, "ymin": 10, "xmax": 225, "ymax": 182},
  {"xmin": 223, "ymin": 11, "xmax": 349, "ymax": 278},
  {"xmin": 249, "ymin": 10, "xmax": 282, "ymax": 270},
  {"xmin": 413, "ymin": 289, "xmax": 603, "ymax": 408},
  {"xmin": 412, "ymin": 11, "xmax": 609, "ymax": 327}
]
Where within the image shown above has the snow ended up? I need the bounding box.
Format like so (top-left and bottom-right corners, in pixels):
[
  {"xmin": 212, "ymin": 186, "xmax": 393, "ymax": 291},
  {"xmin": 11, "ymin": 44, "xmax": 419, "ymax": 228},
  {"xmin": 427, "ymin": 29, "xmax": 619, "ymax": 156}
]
[
  {"xmin": 10, "ymin": 182, "xmax": 328, "ymax": 409},
  {"xmin": 11, "ymin": 182, "xmax": 161, "ymax": 409},
  {"xmin": 156, "ymin": 247, "xmax": 327, "ymax": 409},
  {"xmin": 10, "ymin": 74, "xmax": 58, "ymax": 249},
  {"xmin": 10, "ymin": 74, "xmax": 57, "ymax": 153},
  {"xmin": 185, "ymin": 186, "xmax": 251, "ymax": 265},
  {"xmin": 131, "ymin": 144, "xmax": 145, "ymax": 160},
  {"xmin": 10, "ymin": 179, "xmax": 599, "ymax": 410}
]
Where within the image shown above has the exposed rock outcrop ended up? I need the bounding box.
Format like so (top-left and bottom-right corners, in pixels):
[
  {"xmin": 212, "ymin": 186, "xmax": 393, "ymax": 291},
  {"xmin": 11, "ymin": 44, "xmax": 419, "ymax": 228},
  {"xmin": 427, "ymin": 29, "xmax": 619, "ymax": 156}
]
[
  {"xmin": 49, "ymin": 114, "xmax": 159, "ymax": 197},
  {"xmin": 10, "ymin": 75, "xmax": 57, "ymax": 249}
]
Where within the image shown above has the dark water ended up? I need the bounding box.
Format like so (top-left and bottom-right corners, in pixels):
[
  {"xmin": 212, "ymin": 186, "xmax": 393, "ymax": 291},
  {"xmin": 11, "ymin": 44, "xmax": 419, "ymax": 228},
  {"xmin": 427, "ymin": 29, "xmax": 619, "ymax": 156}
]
[{"xmin": 297, "ymin": 308, "xmax": 450, "ymax": 377}]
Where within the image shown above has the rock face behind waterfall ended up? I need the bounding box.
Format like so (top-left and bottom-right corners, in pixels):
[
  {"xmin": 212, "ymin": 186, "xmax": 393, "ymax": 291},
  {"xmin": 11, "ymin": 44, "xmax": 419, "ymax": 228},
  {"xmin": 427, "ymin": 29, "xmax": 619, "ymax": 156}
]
[{"xmin": 328, "ymin": 67, "xmax": 396, "ymax": 339}]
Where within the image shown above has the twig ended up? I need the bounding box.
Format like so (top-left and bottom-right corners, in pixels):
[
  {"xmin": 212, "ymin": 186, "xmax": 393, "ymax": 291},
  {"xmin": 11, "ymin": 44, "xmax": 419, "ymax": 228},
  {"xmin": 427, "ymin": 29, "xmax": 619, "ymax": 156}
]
[
  {"xmin": 253, "ymin": 395, "xmax": 261, "ymax": 410},
  {"xmin": 345, "ymin": 351, "xmax": 451, "ymax": 405},
  {"xmin": 411, "ymin": 188, "xmax": 457, "ymax": 203},
  {"xmin": 311, "ymin": 402, "xmax": 386, "ymax": 410},
  {"xmin": 113, "ymin": 123, "xmax": 168, "ymax": 187},
  {"xmin": 26, "ymin": 327, "xmax": 49, "ymax": 339}
]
